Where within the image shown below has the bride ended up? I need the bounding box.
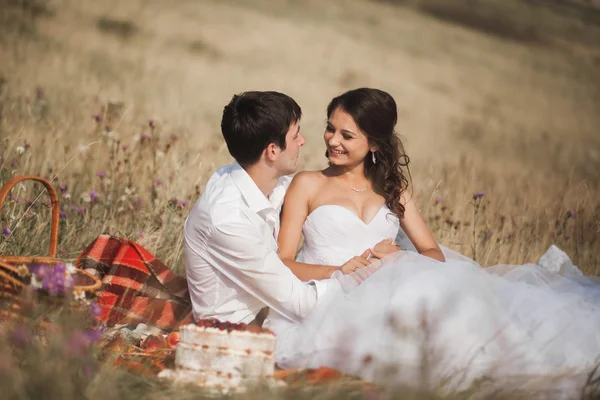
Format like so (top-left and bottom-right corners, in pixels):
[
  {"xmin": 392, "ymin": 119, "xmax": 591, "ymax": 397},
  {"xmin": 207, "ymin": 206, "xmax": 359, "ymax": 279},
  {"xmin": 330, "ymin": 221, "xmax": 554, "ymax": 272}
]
[{"xmin": 269, "ymin": 88, "xmax": 600, "ymax": 391}]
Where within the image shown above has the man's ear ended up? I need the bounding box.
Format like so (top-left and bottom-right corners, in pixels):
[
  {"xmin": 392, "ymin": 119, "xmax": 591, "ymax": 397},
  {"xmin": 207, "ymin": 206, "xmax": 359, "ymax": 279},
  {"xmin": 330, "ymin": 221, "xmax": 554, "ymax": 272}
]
[{"xmin": 265, "ymin": 142, "xmax": 280, "ymax": 162}]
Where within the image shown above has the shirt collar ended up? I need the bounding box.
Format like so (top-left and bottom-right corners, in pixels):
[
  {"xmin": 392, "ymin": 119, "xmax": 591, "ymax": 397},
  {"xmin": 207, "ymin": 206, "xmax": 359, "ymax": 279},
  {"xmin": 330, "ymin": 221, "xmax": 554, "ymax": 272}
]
[{"xmin": 230, "ymin": 162, "xmax": 280, "ymax": 214}]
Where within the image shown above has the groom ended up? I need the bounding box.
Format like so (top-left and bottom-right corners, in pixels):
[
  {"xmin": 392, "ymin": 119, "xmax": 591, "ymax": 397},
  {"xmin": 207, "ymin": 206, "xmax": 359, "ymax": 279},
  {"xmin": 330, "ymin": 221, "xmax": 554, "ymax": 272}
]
[{"xmin": 184, "ymin": 91, "xmax": 337, "ymax": 325}]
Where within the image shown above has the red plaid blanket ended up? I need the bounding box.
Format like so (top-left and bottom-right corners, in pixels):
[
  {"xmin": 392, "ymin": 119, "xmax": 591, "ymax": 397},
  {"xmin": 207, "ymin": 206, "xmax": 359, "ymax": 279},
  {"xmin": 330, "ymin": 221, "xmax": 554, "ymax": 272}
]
[{"xmin": 76, "ymin": 234, "xmax": 193, "ymax": 330}]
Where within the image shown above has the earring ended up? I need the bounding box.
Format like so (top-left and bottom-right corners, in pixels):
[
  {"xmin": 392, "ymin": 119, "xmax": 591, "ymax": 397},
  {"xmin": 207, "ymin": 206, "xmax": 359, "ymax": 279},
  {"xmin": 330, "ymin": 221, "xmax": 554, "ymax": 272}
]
[{"xmin": 371, "ymin": 151, "xmax": 377, "ymax": 164}]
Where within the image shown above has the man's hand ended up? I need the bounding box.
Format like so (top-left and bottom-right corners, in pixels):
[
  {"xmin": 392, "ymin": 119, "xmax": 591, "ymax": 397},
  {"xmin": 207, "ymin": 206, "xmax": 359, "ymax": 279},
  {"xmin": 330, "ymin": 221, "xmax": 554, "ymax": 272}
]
[
  {"xmin": 370, "ymin": 238, "xmax": 402, "ymax": 259},
  {"xmin": 340, "ymin": 249, "xmax": 373, "ymax": 274}
]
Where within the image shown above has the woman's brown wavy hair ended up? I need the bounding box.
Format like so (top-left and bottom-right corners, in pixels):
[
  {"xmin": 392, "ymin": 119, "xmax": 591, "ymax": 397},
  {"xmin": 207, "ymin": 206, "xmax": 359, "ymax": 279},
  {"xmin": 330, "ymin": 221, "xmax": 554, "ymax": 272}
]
[{"xmin": 327, "ymin": 88, "xmax": 411, "ymax": 219}]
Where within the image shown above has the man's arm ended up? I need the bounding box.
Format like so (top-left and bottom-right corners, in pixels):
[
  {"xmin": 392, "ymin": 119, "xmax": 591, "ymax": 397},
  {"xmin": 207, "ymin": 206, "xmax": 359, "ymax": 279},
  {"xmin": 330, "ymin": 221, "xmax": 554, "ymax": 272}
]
[{"xmin": 203, "ymin": 215, "xmax": 329, "ymax": 322}]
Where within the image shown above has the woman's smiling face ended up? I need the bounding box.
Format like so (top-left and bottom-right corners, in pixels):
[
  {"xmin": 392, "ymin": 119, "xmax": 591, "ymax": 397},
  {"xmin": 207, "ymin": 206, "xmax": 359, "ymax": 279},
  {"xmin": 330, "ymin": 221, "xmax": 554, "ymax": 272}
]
[{"xmin": 324, "ymin": 107, "xmax": 374, "ymax": 167}]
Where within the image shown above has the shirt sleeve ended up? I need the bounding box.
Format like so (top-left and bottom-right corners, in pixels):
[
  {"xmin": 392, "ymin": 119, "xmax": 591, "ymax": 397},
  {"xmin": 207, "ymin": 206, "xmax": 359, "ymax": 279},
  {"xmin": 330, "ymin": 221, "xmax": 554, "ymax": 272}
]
[{"xmin": 204, "ymin": 217, "xmax": 324, "ymax": 322}]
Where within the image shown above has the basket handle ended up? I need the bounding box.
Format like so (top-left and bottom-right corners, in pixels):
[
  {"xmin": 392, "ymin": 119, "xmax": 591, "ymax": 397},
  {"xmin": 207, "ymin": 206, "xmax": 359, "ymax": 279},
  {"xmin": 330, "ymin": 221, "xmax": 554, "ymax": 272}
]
[{"xmin": 0, "ymin": 176, "xmax": 60, "ymax": 258}]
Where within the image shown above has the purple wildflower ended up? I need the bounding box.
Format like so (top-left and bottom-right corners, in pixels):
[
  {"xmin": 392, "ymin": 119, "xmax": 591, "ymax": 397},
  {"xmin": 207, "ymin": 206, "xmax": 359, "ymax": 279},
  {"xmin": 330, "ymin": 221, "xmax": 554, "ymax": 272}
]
[
  {"xmin": 90, "ymin": 302, "xmax": 102, "ymax": 318},
  {"xmin": 58, "ymin": 184, "xmax": 68, "ymax": 192},
  {"xmin": 434, "ymin": 196, "xmax": 443, "ymax": 205},
  {"xmin": 82, "ymin": 363, "xmax": 96, "ymax": 379},
  {"xmin": 96, "ymin": 171, "xmax": 106, "ymax": 178},
  {"xmin": 65, "ymin": 331, "xmax": 91, "ymax": 356},
  {"xmin": 148, "ymin": 119, "xmax": 155, "ymax": 128},
  {"xmin": 566, "ymin": 211, "xmax": 576, "ymax": 219},
  {"xmin": 89, "ymin": 190, "xmax": 98, "ymax": 202},
  {"xmin": 30, "ymin": 263, "xmax": 74, "ymax": 295},
  {"xmin": 473, "ymin": 192, "xmax": 485, "ymax": 200},
  {"xmin": 140, "ymin": 133, "xmax": 150, "ymax": 144},
  {"xmin": 178, "ymin": 200, "xmax": 188, "ymax": 208},
  {"xmin": 121, "ymin": 145, "xmax": 128, "ymax": 151},
  {"xmin": 35, "ymin": 86, "xmax": 45, "ymax": 100},
  {"xmin": 137, "ymin": 232, "xmax": 144, "ymax": 238},
  {"xmin": 71, "ymin": 206, "xmax": 86, "ymax": 214},
  {"xmin": 92, "ymin": 114, "xmax": 102, "ymax": 122},
  {"xmin": 2, "ymin": 226, "xmax": 11, "ymax": 237},
  {"xmin": 10, "ymin": 325, "xmax": 31, "ymax": 348},
  {"xmin": 60, "ymin": 211, "xmax": 68, "ymax": 217},
  {"xmin": 155, "ymin": 179, "xmax": 163, "ymax": 186}
]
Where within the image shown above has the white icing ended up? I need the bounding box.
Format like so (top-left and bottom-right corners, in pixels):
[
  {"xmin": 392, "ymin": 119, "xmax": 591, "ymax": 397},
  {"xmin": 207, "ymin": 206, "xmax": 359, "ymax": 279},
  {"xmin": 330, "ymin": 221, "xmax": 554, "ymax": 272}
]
[{"xmin": 171, "ymin": 323, "xmax": 276, "ymax": 388}]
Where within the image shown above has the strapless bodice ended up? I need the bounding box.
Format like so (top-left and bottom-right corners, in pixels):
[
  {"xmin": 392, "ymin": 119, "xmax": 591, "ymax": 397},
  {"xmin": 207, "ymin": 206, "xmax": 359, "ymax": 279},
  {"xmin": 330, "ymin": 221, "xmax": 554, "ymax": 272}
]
[{"xmin": 296, "ymin": 204, "xmax": 415, "ymax": 266}]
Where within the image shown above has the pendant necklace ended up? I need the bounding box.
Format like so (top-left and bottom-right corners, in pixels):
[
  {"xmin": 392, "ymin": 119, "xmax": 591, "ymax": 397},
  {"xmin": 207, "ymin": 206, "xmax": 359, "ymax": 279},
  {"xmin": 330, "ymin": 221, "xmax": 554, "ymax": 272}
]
[{"xmin": 345, "ymin": 177, "xmax": 368, "ymax": 193}]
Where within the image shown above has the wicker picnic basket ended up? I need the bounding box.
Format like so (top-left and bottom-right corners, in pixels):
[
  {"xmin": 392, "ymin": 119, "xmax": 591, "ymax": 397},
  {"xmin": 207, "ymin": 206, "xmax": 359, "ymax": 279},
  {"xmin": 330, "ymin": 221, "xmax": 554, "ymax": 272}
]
[{"xmin": 0, "ymin": 176, "xmax": 102, "ymax": 319}]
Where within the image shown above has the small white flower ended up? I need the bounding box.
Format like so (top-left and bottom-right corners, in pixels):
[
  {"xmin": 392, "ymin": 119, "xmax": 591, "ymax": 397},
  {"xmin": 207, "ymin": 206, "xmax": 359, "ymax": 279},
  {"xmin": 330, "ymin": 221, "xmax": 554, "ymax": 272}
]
[
  {"xmin": 30, "ymin": 274, "xmax": 43, "ymax": 289},
  {"xmin": 78, "ymin": 144, "xmax": 88, "ymax": 153},
  {"xmin": 103, "ymin": 130, "xmax": 118, "ymax": 139},
  {"xmin": 81, "ymin": 193, "xmax": 91, "ymax": 203},
  {"xmin": 124, "ymin": 187, "xmax": 134, "ymax": 195},
  {"xmin": 73, "ymin": 290, "xmax": 85, "ymax": 302},
  {"xmin": 63, "ymin": 193, "xmax": 71, "ymax": 199},
  {"xmin": 15, "ymin": 146, "xmax": 25, "ymax": 155},
  {"xmin": 156, "ymin": 150, "xmax": 165, "ymax": 159},
  {"xmin": 17, "ymin": 264, "xmax": 30, "ymax": 277},
  {"xmin": 66, "ymin": 263, "xmax": 77, "ymax": 275}
]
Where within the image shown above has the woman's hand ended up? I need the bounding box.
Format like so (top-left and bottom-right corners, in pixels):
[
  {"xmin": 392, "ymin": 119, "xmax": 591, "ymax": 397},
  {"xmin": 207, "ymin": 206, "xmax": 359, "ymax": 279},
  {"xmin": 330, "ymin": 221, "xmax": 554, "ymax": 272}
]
[
  {"xmin": 340, "ymin": 249, "xmax": 373, "ymax": 274},
  {"xmin": 370, "ymin": 238, "xmax": 402, "ymax": 259}
]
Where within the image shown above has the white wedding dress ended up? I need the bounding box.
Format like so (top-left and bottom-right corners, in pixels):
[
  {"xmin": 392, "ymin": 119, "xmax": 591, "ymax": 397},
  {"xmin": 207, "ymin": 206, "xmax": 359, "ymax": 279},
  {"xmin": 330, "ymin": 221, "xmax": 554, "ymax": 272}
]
[{"xmin": 271, "ymin": 205, "xmax": 600, "ymax": 393}]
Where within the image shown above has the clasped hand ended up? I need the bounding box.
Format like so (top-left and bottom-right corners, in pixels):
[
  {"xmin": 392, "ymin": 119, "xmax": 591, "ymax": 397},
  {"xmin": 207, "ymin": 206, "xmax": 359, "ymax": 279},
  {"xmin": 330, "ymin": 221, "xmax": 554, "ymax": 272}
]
[{"xmin": 339, "ymin": 238, "xmax": 402, "ymax": 275}]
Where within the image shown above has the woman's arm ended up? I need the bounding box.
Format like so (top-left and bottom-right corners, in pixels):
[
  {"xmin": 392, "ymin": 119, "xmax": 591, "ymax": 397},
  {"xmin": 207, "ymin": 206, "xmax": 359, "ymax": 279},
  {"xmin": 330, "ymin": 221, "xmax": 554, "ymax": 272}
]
[
  {"xmin": 400, "ymin": 193, "xmax": 445, "ymax": 262},
  {"xmin": 278, "ymin": 172, "xmax": 339, "ymax": 280},
  {"xmin": 278, "ymin": 172, "xmax": 372, "ymax": 281}
]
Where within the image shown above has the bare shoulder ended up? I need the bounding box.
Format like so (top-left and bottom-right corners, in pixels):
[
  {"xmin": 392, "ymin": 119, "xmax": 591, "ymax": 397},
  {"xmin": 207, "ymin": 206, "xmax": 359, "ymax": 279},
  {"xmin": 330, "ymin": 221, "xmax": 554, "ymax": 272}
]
[
  {"xmin": 290, "ymin": 170, "xmax": 327, "ymax": 191},
  {"xmin": 400, "ymin": 189, "xmax": 415, "ymax": 206}
]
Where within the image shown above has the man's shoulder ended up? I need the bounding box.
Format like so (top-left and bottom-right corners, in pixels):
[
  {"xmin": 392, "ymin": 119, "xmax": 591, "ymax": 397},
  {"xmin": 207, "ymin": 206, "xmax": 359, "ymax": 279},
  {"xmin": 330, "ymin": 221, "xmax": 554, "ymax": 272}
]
[{"xmin": 190, "ymin": 170, "xmax": 251, "ymax": 227}]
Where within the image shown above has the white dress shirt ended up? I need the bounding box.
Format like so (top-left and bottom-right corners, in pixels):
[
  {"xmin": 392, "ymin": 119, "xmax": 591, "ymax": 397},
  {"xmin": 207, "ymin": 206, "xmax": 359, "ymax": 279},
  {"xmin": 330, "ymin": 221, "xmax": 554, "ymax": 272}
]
[{"xmin": 183, "ymin": 162, "xmax": 330, "ymax": 324}]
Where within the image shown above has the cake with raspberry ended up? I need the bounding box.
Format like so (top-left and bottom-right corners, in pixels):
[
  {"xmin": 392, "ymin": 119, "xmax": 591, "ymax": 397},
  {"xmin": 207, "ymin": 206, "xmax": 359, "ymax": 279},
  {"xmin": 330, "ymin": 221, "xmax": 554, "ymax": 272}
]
[{"xmin": 159, "ymin": 318, "xmax": 277, "ymax": 390}]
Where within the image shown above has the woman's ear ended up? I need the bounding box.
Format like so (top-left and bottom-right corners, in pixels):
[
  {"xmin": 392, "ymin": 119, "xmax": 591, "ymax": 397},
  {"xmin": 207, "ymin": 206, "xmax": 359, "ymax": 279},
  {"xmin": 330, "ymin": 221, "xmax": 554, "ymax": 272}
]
[{"xmin": 370, "ymin": 145, "xmax": 378, "ymax": 153}]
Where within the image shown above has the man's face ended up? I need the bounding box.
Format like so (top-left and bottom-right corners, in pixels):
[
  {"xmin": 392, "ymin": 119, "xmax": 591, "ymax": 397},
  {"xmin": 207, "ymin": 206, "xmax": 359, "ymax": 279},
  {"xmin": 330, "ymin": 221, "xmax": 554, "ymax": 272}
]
[{"xmin": 275, "ymin": 121, "xmax": 305, "ymax": 175}]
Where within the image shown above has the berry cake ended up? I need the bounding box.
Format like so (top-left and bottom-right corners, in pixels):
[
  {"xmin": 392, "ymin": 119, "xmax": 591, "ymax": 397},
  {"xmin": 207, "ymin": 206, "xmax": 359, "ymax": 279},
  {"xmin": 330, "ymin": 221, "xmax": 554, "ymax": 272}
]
[{"xmin": 160, "ymin": 318, "xmax": 277, "ymax": 390}]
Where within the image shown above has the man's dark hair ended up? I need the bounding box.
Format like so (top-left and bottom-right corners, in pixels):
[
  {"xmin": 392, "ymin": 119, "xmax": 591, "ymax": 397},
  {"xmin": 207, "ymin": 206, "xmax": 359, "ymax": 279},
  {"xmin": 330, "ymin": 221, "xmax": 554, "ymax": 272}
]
[{"xmin": 221, "ymin": 91, "xmax": 302, "ymax": 167}]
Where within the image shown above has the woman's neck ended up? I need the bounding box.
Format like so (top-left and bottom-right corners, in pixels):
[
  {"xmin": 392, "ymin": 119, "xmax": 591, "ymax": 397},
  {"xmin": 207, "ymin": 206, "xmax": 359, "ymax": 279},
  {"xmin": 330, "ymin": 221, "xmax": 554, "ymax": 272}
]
[{"xmin": 332, "ymin": 163, "xmax": 367, "ymax": 181}]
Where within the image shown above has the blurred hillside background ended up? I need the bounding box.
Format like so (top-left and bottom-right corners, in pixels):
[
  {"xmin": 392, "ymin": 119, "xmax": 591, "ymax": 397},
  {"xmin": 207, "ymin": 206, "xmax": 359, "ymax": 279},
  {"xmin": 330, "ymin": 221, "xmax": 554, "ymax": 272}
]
[{"xmin": 1, "ymin": 0, "xmax": 599, "ymax": 272}]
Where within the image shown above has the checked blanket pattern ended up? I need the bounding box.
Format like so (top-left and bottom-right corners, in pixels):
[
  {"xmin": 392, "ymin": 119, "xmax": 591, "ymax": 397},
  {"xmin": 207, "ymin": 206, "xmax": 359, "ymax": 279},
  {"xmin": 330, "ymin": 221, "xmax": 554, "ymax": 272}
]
[{"xmin": 75, "ymin": 234, "xmax": 193, "ymax": 330}]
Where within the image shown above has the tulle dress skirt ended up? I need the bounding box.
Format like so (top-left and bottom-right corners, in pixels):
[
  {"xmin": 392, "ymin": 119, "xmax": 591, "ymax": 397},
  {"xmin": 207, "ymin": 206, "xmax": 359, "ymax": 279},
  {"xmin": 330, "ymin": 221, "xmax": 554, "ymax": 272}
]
[{"xmin": 270, "ymin": 245, "xmax": 600, "ymax": 392}]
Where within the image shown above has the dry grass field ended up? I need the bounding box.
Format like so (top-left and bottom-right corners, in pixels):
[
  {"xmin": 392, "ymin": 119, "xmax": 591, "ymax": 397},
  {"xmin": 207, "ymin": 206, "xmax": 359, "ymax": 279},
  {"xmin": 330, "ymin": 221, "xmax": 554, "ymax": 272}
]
[{"xmin": 1, "ymin": 0, "xmax": 600, "ymax": 398}]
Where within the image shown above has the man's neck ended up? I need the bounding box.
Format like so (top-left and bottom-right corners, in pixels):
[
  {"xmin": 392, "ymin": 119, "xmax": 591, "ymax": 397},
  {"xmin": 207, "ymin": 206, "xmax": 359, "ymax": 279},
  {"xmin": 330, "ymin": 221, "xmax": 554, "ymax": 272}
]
[{"xmin": 244, "ymin": 162, "xmax": 280, "ymax": 199}]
